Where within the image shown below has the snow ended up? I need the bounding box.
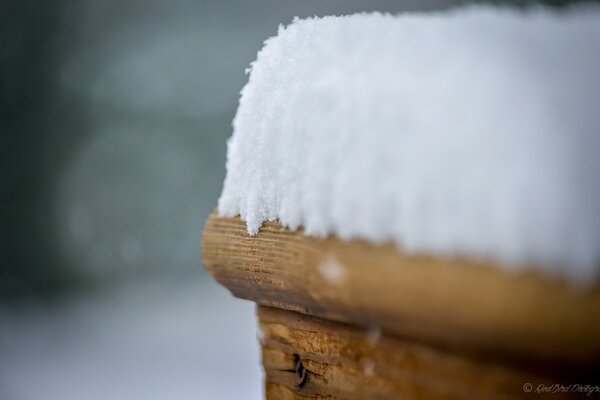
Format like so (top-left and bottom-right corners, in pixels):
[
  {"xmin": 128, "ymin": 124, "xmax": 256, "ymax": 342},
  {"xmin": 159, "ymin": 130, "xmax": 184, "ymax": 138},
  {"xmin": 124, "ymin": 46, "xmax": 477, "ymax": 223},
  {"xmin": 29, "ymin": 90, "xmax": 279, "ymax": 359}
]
[
  {"xmin": 218, "ymin": 6, "xmax": 600, "ymax": 282},
  {"xmin": 0, "ymin": 276, "xmax": 262, "ymax": 400},
  {"xmin": 318, "ymin": 256, "xmax": 346, "ymax": 284}
]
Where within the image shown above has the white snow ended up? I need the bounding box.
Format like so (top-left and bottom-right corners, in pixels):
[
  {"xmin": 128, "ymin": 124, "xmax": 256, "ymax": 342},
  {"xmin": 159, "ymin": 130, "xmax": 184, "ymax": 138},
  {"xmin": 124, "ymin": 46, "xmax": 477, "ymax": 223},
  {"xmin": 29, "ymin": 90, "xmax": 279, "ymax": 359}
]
[
  {"xmin": 218, "ymin": 6, "xmax": 600, "ymax": 282},
  {"xmin": 318, "ymin": 256, "xmax": 346, "ymax": 283}
]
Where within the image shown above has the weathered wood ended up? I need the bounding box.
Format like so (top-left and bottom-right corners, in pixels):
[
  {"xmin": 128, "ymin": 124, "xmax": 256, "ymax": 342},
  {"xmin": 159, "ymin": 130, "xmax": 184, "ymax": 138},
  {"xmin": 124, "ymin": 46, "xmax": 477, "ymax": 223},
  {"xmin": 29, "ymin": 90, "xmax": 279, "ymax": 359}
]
[
  {"xmin": 259, "ymin": 306, "xmax": 573, "ymax": 400},
  {"xmin": 202, "ymin": 213, "xmax": 600, "ymax": 364}
]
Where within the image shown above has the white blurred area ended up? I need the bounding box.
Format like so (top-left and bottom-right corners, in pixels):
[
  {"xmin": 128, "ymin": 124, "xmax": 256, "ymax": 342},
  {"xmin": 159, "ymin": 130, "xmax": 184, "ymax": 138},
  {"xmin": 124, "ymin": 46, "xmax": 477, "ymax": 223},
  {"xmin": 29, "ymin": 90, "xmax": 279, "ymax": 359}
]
[{"xmin": 0, "ymin": 275, "xmax": 260, "ymax": 400}]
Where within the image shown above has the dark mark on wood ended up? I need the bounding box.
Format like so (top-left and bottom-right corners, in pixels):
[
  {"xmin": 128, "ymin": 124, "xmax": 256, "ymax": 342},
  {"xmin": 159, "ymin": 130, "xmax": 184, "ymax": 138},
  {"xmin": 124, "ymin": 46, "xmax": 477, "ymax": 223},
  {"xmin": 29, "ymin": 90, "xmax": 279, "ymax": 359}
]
[{"xmin": 293, "ymin": 353, "xmax": 308, "ymax": 387}]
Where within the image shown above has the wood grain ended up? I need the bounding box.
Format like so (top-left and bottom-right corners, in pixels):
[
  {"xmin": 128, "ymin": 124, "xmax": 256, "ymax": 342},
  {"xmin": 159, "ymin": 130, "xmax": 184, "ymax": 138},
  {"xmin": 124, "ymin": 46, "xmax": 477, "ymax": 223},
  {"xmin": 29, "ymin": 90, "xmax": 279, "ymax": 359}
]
[
  {"xmin": 202, "ymin": 213, "xmax": 600, "ymax": 363},
  {"xmin": 259, "ymin": 306, "xmax": 575, "ymax": 400}
]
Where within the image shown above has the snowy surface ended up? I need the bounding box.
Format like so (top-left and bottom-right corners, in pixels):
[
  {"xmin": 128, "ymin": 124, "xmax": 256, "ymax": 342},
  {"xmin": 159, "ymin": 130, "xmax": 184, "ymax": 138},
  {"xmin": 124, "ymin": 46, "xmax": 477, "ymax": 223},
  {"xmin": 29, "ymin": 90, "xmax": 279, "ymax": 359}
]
[
  {"xmin": 0, "ymin": 275, "xmax": 262, "ymax": 400},
  {"xmin": 219, "ymin": 6, "xmax": 600, "ymax": 281}
]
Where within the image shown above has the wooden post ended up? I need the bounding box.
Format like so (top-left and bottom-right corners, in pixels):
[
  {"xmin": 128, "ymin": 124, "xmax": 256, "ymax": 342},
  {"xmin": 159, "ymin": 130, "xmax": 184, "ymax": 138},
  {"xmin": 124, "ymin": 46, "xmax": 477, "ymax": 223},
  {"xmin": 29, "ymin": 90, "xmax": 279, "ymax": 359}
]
[{"xmin": 203, "ymin": 212, "xmax": 600, "ymax": 399}]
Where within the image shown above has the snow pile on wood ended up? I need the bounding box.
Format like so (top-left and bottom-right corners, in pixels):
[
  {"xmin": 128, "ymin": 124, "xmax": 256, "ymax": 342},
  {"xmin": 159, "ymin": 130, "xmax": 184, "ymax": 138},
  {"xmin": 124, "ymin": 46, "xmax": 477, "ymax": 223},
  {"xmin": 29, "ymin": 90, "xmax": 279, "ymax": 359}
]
[{"xmin": 218, "ymin": 6, "xmax": 600, "ymax": 281}]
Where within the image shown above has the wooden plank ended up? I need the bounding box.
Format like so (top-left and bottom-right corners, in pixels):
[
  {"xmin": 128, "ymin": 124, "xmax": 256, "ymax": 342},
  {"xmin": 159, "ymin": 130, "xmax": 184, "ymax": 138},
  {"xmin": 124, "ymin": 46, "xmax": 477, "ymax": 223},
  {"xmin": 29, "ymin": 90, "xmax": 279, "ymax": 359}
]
[
  {"xmin": 258, "ymin": 306, "xmax": 573, "ymax": 400},
  {"xmin": 202, "ymin": 213, "xmax": 600, "ymax": 363}
]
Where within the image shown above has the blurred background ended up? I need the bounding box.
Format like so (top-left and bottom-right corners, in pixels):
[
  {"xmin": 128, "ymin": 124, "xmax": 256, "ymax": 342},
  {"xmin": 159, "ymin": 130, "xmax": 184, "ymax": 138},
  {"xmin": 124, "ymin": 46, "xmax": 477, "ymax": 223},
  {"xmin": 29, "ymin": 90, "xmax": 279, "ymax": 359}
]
[{"xmin": 0, "ymin": 0, "xmax": 586, "ymax": 399}]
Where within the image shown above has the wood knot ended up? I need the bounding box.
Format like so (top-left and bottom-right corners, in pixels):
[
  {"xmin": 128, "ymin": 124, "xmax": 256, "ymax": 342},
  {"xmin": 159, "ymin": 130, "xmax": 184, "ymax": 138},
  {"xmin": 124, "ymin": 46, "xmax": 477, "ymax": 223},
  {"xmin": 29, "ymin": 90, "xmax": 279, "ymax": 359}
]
[{"xmin": 293, "ymin": 353, "xmax": 308, "ymax": 387}]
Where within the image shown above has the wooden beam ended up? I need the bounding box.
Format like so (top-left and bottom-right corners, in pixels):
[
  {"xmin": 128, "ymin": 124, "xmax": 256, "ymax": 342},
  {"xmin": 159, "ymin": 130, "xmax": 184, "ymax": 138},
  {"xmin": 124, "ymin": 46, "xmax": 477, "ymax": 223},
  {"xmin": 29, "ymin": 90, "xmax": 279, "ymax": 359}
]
[
  {"xmin": 258, "ymin": 306, "xmax": 571, "ymax": 400},
  {"xmin": 202, "ymin": 213, "xmax": 600, "ymax": 363}
]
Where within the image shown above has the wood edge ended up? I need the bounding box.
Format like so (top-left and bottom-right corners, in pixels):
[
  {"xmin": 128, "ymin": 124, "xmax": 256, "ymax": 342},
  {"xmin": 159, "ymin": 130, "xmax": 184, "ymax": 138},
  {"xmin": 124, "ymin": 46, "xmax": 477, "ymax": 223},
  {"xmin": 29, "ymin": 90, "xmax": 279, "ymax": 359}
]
[{"xmin": 202, "ymin": 212, "xmax": 600, "ymax": 364}]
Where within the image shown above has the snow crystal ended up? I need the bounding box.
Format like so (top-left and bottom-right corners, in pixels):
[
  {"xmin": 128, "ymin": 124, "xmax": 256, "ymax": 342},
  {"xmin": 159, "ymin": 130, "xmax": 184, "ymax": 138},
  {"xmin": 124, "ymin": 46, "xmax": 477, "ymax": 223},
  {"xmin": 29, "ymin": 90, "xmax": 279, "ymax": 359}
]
[
  {"xmin": 257, "ymin": 326, "xmax": 266, "ymax": 346},
  {"xmin": 361, "ymin": 359, "xmax": 376, "ymax": 376},
  {"xmin": 366, "ymin": 325, "xmax": 382, "ymax": 346},
  {"xmin": 319, "ymin": 256, "xmax": 346, "ymax": 283},
  {"xmin": 218, "ymin": 6, "xmax": 600, "ymax": 282}
]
